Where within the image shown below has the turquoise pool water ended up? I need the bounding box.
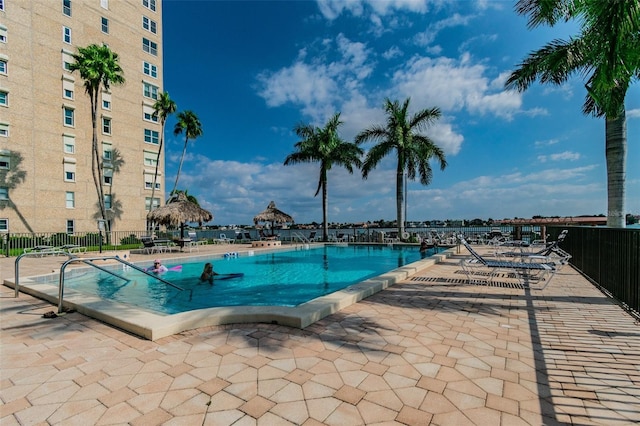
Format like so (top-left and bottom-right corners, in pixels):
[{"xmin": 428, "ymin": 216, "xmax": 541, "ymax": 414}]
[{"xmin": 64, "ymin": 245, "xmax": 436, "ymax": 314}]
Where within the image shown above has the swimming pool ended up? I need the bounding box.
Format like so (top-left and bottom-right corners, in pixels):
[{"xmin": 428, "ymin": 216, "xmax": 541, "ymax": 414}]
[
  {"xmin": 63, "ymin": 245, "xmax": 436, "ymax": 314},
  {"xmin": 14, "ymin": 244, "xmax": 449, "ymax": 340}
]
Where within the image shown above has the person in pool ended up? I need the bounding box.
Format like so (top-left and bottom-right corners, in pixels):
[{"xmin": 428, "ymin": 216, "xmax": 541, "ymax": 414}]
[
  {"xmin": 200, "ymin": 262, "xmax": 218, "ymax": 283},
  {"xmin": 148, "ymin": 259, "xmax": 168, "ymax": 274}
]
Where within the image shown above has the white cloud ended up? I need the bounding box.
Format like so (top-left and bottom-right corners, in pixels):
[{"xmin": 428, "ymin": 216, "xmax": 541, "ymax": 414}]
[
  {"xmin": 627, "ymin": 108, "xmax": 640, "ymax": 119},
  {"xmin": 391, "ymin": 55, "xmax": 523, "ymax": 119},
  {"xmin": 382, "ymin": 46, "xmax": 403, "ymax": 60},
  {"xmin": 174, "ymin": 150, "xmax": 611, "ymax": 225}
]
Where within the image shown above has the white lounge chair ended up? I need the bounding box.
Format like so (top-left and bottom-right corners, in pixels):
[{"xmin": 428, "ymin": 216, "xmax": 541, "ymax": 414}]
[{"xmin": 459, "ymin": 235, "xmax": 557, "ymax": 289}]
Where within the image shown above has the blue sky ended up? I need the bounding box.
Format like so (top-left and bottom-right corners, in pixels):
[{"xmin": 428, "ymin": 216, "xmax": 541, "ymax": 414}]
[{"xmin": 160, "ymin": 0, "xmax": 639, "ymax": 226}]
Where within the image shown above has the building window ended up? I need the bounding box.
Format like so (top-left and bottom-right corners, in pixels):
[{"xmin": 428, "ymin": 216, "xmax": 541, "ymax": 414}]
[
  {"xmin": 142, "ymin": 104, "xmax": 158, "ymax": 123},
  {"xmin": 0, "ymin": 187, "xmax": 8, "ymax": 200},
  {"xmin": 65, "ymin": 191, "xmax": 75, "ymax": 208},
  {"xmin": 144, "ymin": 173, "xmax": 160, "ymax": 190},
  {"xmin": 142, "ymin": 0, "xmax": 156, "ymax": 12},
  {"xmin": 144, "ymin": 129, "xmax": 159, "ymax": 144},
  {"xmin": 63, "ymin": 0, "xmax": 71, "ymax": 16},
  {"xmin": 102, "ymin": 142, "xmax": 112, "ymax": 161},
  {"xmin": 143, "ymin": 61, "xmax": 157, "ymax": 78},
  {"xmin": 63, "ymin": 26, "xmax": 72, "ymax": 44},
  {"xmin": 104, "ymin": 168, "xmax": 113, "ymax": 185},
  {"xmin": 142, "ymin": 16, "xmax": 157, "ymax": 34},
  {"xmin": 0, "ymin": 123, "xmax": 8, "ymax": 137},
  {"xmin": 0, "ymin": 60, "xmax": 6, "ymax": 75},
  {"xmin": 102, "ymin": 92, "xmax": 111, "ymax": 110},
  {"xmin": 144, "ymin": 151, "xmax": 157, "ymax": 167},
  {"xmin": 104, "ymin": 194, "xmax": 112, "ymax": 210},
  {"xmin": 63, "ymin": 107, "xmax": 74, "ymax": 127},
  {"xmin": 0, "ymin": 0, "xmax": 4, "ymax": 12},
  {"xmin": 100, "ymin": 0, "xmax": 108, "ymax": 10},
  {"xmin": 0, "ymin": 154, "xmax": 9, "ymax": 169},
  {"xmin": 102, "ymin": 117, "xmax": 111, "ymax": 134},
  {"xmin": 101, "ymin": 17, "xmax": 109, "ymax": 34},
  {"xmin": 0, "ymin": 26, "xmax": 6, "ymax": 43},
  {"xmin": 145, "ymin": 197, "xmax": 160, "ymax": 210},
  {"xmin": 62, "ymin": 50, "xmax": 74, "ymax": 71},
  {"xmin": 63, "ymin": 159, "xmax": 76, "ymax": 182},
  {"xmin": 66, "ymin": 220, "xmax": 74, "ymax": 233},
  {"xmin": 143, "ymin": 82, "xmax": 158, "ymax": 99},
  {"xmin": 63, "ymin": 134, "xmax": 75, "ymax": 153},
  {"xmin": 142, "ymin": 38, "xmax": 157, "ymax": 56},
  {"xmin": 62, "ymin": 78, "xmax": 74, "ymax": 100},
  {"xmin": 0, "ymin": 91, "xmax": 7, "ymax": 106},
  {"xmin": 0, "ymin": 219, "xmax": 8, "ymax": 232}
]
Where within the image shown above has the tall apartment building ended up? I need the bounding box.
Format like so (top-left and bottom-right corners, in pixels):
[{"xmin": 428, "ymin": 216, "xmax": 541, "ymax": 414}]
[{"xmin": 0, "ymin": 0, "xmax": 164, "ymax": 234}]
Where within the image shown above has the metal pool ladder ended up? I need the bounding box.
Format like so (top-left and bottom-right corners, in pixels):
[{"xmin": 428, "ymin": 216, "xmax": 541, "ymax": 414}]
[{"xmin": 13, "ymin": 254, "xmax": 183, "ymax": 314}]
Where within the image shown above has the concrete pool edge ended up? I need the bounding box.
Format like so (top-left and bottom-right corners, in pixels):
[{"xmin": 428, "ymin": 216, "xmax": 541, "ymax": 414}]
[{"xmin": 3, "ymin": 248, "xmax": 453, "ymax": 340}]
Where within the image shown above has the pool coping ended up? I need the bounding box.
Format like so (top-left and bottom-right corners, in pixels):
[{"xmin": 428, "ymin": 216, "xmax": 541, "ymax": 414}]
[{"xmin": 4, "ymin": 246, "xmax": 453, "ymax": 340}]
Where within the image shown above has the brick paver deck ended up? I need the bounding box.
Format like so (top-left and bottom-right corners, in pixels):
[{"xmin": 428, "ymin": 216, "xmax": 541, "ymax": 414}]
[{"xmin": 1, "ymin": 246, "xmax": 639, "ymax": 425}]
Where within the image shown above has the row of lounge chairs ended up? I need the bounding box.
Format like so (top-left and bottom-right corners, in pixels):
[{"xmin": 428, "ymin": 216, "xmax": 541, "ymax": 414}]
[{"xmin": 458, "ymin": 231, "xmax": 571, "ymax": 289}]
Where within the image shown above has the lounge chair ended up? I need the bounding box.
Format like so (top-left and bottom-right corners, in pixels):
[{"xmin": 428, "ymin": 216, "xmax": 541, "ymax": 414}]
[
  {"xmin": 215, "ymin": 233, "xmax": 233, "ymax": 244},
  {"xmin": 496, "ymin": 230, "xmax": 571, "ymax": 270},
  {"xmin": 458, "ymin": 235, "xmax": 557, "ymax": 288},
  {"xmin": 234, "ymin": 231, "xmax": 252, "ymax": 244},
  {"xmin": 185, "ymin": 231, "xmax": 207, "ymax": 252},
  {"xmin": 141, "ymin": 236, "xmax": 164, "ymax": 254}
]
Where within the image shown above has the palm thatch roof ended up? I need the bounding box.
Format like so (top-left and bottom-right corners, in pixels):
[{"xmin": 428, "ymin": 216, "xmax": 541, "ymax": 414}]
[
  {"xmin": 253, "ymin": 201, "xmax": 294, "ymax": 227},
  {"xmin": 146, "ymin": 192, "xmax": 213, "ymax": 227}
]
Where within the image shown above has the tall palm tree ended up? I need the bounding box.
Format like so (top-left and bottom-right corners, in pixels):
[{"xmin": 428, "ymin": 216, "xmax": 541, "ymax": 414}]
[
  {"xmin": 69, "ymin": 44, "xmax": 125, "ymax": 225},
  {"xmin": 505, "ymin": 0, "xmax": 639, "ymax": 228},
  {"xmin": 149, "ymin": 92, "xmax": 177, "ymax": 212},
  {"xmin": 356, "ymin": 98, "xmax": 447, "ymax": 239},
  {"xmin": 171, "ymin": 110, "xmax": 203, "ymax": 198},
  {"xmin": 284, "ymin": 113, "xmax": 363, "ymax": 242}
]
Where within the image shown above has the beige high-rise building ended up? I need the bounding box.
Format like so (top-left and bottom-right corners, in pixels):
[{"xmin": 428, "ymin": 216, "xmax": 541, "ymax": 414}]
[{"xmin": 0, "ymin": 0, "xmax": 164, "ymax": 234}]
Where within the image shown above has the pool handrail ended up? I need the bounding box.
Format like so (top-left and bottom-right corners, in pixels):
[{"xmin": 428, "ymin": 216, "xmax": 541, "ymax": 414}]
[
  {"xmin": 57, "ymin": 256, "xmax": 184, "ymax": 314},
  {"xmin": 14, "ymin": 250, "xmax": 76, "ymax": 298}
]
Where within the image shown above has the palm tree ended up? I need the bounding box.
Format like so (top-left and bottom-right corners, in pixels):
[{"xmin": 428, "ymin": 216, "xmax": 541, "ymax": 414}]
[
  {"xmin": 356, "ymin": 98, "xmax": 447, "ymax": 239},
  {"xmin": 168, "ymin": 189, "xmax": 200, "ymax": 206},
  {"xmin": 171, "ymin": 110, "xmax": 203, "ymax": 198},
  {"xmin": 505, "ymin": 0, "xmax": 639, "ymax": 228},
  {"xmin": 69, "ymin": 44, "xmax": 125, "ymax": 225},
  {"xmin": 149, "ymin": 92, "xmax": 177, "ymax": 212},
  {"xmin": 284, "ymin": 113, "xmax": 363, "ymax": 242}
]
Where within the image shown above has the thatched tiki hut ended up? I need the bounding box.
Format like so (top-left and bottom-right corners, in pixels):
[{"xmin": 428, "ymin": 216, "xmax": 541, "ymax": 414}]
[
  {"xmin": 147, "ymin": 193, "xmax": 213, "ymax": 238},
  {"xmin": 253, "ymin": 201, "xmax": 294, "ymax": 237}
]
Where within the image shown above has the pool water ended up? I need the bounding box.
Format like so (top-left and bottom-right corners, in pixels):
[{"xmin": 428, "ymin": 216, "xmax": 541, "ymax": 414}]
[{"xmin": 65, "ymin": 245, "xmax": 436, "ymax": 314}]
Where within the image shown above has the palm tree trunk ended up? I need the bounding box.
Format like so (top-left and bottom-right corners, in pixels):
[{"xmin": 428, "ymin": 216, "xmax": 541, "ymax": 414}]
[
  {"xmin": 149, "ymin": 119, "xmax": 165, "ymax": 212},
  {"xmin": 171, "ymin": 137, "xmax": 189, "ymax": 197},
  {"xmin": 322, "ymin": 176, "xmax": 328, "ymax": 242},
  {"xmin": 90, "ymin": 94, "xmax": 106, "ymax": 222},
  {"xmin": 396, "ymin": 164, "xmax": 404, "ymax": 238},
  {"xmin": 605, "ymin": 112, "xmax": 626, "ymax": 228}
]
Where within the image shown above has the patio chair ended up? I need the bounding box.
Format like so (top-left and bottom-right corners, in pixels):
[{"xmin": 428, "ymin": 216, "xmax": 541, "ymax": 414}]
[
  {"xmin": 185, "ymin": 231, "xmax": 207, "ymax": 252},
  {"xmin": 458, "ymin": 235, "xmax": 556, "ymax": 289},
  {"xmin": 215, "ymin": 233, "xmax": 233, "ymax": 244},
  {"xmin": 496, "ymin": 230, "xmax": 571, "ymax": 270},
  {"xmin": 141, "ymin": 236, "xmax": 164, "ymax": 254}
]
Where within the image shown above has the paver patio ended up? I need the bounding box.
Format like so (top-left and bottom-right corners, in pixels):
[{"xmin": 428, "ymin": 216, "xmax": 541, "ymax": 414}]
[{"xmin": 1, "ymin": 245, "xmax": 639, "ymax": 425}]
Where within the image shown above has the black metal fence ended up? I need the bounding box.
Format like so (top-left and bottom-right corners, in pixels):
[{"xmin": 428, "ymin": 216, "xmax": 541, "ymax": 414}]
[{"xmin": 550, "ymin": 226, "xmax": 640, "ymax": 319}]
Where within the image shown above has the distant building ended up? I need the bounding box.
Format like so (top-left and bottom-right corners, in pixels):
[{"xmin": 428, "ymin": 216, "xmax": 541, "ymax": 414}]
[
  {"xmin": 0, "ymin": 0, "xmax": 164, "ymax": 233},
  {"xmin": 497, "ymin": 217, "xmax": 607, "ymax": 226}
]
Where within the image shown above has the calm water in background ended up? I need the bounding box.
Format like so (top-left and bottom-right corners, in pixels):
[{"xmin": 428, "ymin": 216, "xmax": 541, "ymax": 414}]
[{"xmin": 64, "ymin": 245, "xmax": 437, "ymax": 314}]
